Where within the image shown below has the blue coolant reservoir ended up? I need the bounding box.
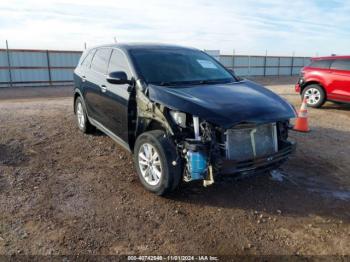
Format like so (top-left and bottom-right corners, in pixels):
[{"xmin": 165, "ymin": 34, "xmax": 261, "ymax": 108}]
[{"xmin": 187, "ymin": 151, "xmax": 207, "ymax": 180}]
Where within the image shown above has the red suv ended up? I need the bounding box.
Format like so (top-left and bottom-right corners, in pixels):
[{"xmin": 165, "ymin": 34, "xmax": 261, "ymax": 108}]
[{"xmin": 295, "ymin": 56, "xmax": 350, "ymax": 108}]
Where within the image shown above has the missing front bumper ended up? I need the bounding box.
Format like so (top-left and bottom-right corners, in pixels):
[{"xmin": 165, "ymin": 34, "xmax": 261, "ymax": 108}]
[{"xmin": 219, "ymin": 141, "xmax": 296, "ymax": 176}]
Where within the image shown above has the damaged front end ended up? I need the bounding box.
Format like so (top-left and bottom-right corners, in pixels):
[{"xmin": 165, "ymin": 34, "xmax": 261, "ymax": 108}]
[
  {"xmin": 135, "ymin": 80, "xmax": 296, "ymax": 187},
  {"xmin": 174, "ymin": 115, "xmax": 295, "ymax": 186}
]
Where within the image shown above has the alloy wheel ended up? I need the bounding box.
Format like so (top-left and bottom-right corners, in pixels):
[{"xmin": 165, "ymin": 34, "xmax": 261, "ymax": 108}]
[
  {"xmin": 305, "ymin": 88, "xmax": 321, "ymax": 105},
  {"xmin": 76, "ymin": 102, "xmax": 85, "ymax": 129},
  {"xmin": 138, "ymin": 143, "xmax": 162, "ymax": 186}
]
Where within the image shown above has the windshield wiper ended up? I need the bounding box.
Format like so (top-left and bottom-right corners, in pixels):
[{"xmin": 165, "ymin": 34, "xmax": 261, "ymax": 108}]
[
  {"xmin": 153, "ymin": 79, "xmax": 234, "ymax": 86},
  {"xmin": 156, "ymin": 81, "xmax": 182, "ymax": 86},
  {"xmin": 196, "ymin": 79, "xmax": 233, "ymax": 85}
]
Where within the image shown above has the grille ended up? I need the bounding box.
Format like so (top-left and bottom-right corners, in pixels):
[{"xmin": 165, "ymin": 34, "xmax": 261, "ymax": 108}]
[{"xmin": 225, "ymin": 123, "xmax": 278, "ymax": 161}]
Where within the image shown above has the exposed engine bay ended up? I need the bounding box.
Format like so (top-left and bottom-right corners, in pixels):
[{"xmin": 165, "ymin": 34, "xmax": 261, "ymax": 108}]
[
  {"xmin": 134, "ymin": 80, "xmax": 296, "ymax": 187},
  {"xmin": 176, "ymin": 115, "xmax": 294, "ymax": 187}
]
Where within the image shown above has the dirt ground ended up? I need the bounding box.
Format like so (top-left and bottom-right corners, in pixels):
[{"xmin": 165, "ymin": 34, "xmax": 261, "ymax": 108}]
[{"xmin": 0, "ymin": 79, "xmax": 350, "ymax": 257}]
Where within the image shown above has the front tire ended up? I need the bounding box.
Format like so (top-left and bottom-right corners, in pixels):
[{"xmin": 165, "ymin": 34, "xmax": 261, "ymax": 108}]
[
  {"xmin": 302, "ymin": 84, "xmax": 326, "ymax": 108},
  {"xmin": 75, "ymin": 96, "xmax": 95, "ymax": 133},
  {"xmin": 133, "ymin": 130, "xmax": 182, "ymax": 195}
]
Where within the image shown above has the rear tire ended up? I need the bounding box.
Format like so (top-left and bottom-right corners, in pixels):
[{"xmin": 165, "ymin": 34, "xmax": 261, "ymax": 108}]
[
  {"xmin": 133, "ymin": 130, "xmax": 182, "ymax": 195},
  {"xmin": 302, "ymin": 84, "xmax": 326, "ymax": 108},
  {"xmin": 75, "ymin": 96, "xmax": 95, "ymax": 133}
]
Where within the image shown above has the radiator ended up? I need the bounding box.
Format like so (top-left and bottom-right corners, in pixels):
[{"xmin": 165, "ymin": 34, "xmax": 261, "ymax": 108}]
[{"xmin": 225, "ymin": 123, "xmax": 278, "ymax": 161}]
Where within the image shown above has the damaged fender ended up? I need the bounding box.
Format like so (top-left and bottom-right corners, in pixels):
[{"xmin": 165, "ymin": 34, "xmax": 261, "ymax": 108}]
[{"xmin": 135, "ymin": 80, "xmax": 175, "ymax": 137}]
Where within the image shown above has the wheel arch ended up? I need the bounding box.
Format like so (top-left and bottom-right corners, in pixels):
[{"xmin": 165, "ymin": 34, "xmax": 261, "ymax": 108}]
[
  {"xmin": 73, "ymin": 89, "xmax": 84, "ymax": 114},
  {"xmin": 131, "ymin": 118, "xmax": 169, "ymax": 152},
  {"xmin": 145, "ymin": 119, "xmax": 167, "ymax": 132},
  {"xmin": 301, "ymin": 81, "xmax": 327, "ymax": 99}
]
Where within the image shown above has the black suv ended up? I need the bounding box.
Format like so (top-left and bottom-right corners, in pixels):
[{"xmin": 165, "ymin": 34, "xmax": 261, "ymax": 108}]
[{"xmin": 74, "ymin": 43, "xmax": 296, "ymax": 195}]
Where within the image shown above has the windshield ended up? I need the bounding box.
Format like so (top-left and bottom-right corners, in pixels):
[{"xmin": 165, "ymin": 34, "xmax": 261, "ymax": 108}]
[{"xmin": 129, "ymin": 48, "xmax": 236, "ymax": 86}]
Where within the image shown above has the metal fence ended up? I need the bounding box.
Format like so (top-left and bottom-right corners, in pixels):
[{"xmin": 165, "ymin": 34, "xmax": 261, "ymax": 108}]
[
  {"xmin": 218, "ymin": 55, "xmax": 311, "ymax": 76},
  {"xmin": 0, "ymin": 48, "xmax": 311, "ymax": 87},
  {"xmin": 0, "ymin": 48, "xmax": 82, "ymax": 87}
]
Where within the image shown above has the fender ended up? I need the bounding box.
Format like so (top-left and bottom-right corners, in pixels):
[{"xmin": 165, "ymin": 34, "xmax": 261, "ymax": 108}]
[
  {"xmin": 135, "ymin": 87, "xmax": 175, "ymax": 137},
  {"xmin": 301, "ymin": 72, "xmax": 327, "ymax": 90}
]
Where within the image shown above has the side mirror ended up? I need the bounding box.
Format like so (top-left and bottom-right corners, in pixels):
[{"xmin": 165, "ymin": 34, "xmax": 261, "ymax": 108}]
[{"xmin": 107, "ymin": 71, "xmax": 132, "ymax": 85}]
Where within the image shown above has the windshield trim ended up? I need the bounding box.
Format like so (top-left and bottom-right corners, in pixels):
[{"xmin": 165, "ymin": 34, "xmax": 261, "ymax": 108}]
[{"xmin": 149, "ymin": 78, "xmax": 235, "ymax": 87}]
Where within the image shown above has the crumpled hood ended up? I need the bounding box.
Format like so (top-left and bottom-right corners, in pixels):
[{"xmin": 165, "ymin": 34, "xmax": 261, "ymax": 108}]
[{"xmin": 148, "ymin": 80, "xmax": 296, "ymax": 129}]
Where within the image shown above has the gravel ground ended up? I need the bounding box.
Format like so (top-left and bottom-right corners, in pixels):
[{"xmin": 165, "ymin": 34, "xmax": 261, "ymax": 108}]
[
  {"xmin": 0, "ymin": 80, "xmax": 350, "ymax": 256},
  {"xmin": 0, "ymin": 85, "xmax": 72, "ymax": 101}
]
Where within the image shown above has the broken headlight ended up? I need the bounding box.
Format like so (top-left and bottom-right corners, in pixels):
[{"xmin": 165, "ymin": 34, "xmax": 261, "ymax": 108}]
[{"xmin": 169, "ymin": 110, "xmax": 187, "ymax": 128}]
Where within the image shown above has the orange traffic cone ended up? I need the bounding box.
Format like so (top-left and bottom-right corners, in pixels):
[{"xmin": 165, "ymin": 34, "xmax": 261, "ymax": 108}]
[{"xmin": 293, "ymin": 98, "xmax": 310, "ymax": 132}]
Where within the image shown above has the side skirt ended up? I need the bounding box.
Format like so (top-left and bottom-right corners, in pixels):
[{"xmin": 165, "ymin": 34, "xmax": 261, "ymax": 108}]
[{"xmin": 88, "ymin": 117, "xmax": 131, "ymax": 153}]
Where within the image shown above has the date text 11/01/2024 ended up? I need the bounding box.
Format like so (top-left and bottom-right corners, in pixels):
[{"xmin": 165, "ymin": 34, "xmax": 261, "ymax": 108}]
[{"xmin": 127, "ymin": 255, "xmax": 219, "ymax": 261}]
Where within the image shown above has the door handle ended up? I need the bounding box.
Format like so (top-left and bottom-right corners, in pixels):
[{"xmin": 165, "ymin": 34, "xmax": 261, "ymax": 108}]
[
  {"xmin": 100, "ymin": 84, "xmax": 107, "ymax": 92},
  {"xmin": 82, "ymin": 75, "xmax": 86, "ymax": 82}
]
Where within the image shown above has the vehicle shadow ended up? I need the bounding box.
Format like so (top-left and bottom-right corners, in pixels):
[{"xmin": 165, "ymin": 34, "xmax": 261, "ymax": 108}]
[
  {"xmin": 321, "ymin": 102, "xmax": 350, "ymax": 111},
  {"xmin": 167, "ymin": 126, "xmax": 350, "ymax": 222}
]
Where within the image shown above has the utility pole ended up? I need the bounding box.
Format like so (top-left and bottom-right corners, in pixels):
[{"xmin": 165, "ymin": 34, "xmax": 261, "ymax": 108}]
[
  {"xmin": 263, "ymin": 49, "xmax": 267, "ymax": 77},
  {"xmin": 84, "ymin": 42, "xmax": 87, "ymax": 50},
  {"xmin": 5, "ymin": 40, "xmax": 13, "ymax": 88},
  {"xmin": 46, "ymin": 50, "xmax": 52, "ymax": 86},
  {"xmin": 291, "ymin": 51, "xmax": 295, "ymax": 76},
  {"xmin": 232, "ymin": 49, "xmax": 235, "ymax": 70}
]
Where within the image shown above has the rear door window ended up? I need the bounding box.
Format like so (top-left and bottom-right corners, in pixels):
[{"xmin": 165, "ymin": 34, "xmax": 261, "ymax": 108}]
[
  {"xmin": 91, "ymin": 48, "xmax": 112, "ymax": 74},
  {"xmin": 309, "ymin": 59, "xmax": 332, "ymax": 69},
  {"xmin": 330, "ymin": 59, "xmax": 350, "ymax": 71}
]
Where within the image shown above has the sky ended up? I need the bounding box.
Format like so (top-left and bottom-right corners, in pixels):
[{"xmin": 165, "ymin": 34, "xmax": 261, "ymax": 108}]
[{"xmin": 0, "ymin": 0, "xmax": 349, "ymax": 56}]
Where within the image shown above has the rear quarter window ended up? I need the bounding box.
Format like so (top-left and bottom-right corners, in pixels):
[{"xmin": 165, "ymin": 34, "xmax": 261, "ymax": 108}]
[
  {"xmin": 309, "ymin": 59, "xmax": 332, "ymax": 69},
  {"xmin": 330, "ymin": 59, "xmax": 350, "ymax": 71},
  {"xmin": 80, "ymin": 49, "xmax": 96, "ymax": 68}
]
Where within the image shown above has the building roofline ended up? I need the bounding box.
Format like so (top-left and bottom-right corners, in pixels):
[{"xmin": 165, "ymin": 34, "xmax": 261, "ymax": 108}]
[{"xmin": 312, "ymin": 55, "xmax": 350, "ymax": 60}]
